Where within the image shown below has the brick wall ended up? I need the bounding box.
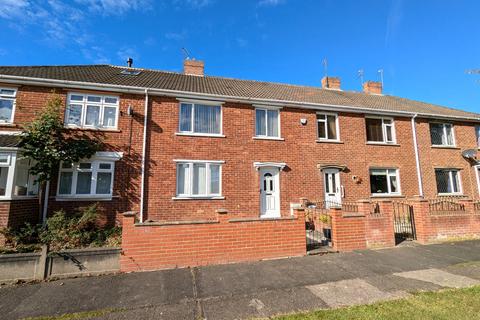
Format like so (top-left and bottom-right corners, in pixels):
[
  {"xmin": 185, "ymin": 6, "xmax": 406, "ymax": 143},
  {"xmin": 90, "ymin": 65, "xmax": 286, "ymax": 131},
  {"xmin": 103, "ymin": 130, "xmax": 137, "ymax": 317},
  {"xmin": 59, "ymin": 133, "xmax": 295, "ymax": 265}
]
[
  {"xmin": 412, "ymin": 198, "xmax": 480, "ymax": 243},
  {"xmin": 415, "ymin": 119, "xmax": 479, "ymax": 199},
  {"xmin": 144, "ymin": 97, "xmax": 422, "ymax": 222},
  {"xmin": 120, "ymin": 209, "xmax": 306, "ymax": 272},
  {"xmin": 0, "ymin": 84, "xmax": 146, "ymax": 227}
]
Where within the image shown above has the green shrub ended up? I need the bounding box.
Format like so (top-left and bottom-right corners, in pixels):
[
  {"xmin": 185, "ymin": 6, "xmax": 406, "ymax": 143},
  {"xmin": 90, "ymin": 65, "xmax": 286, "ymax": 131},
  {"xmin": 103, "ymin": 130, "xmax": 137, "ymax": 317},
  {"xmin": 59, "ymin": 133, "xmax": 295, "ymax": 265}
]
[{"xmin": 0, "ymin": 204, "xmax": 121, "ymax": 253}]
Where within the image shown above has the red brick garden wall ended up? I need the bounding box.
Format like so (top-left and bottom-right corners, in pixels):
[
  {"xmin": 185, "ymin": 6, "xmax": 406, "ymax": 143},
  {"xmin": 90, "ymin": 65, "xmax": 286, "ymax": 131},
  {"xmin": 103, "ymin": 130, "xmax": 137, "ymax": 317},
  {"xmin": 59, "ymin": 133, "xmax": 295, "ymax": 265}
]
[
  {"xmin": 120, "ymin": 210, "xmax": 307, "ymax": 272},
  {"xmin": 413, "ymin": 199, "xmax": 480, "ymax": 243}
]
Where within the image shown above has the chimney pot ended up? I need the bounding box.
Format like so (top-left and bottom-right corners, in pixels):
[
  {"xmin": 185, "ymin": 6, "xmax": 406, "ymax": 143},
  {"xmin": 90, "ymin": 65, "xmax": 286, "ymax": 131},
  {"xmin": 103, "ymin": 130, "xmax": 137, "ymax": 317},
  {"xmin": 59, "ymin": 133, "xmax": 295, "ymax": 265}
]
[
  {"xmin": 363, "ymin": 81, "xmax": 382, "ymax": 94},
  {"xmin": 183, "ymin": 59, "xmax": 205, "ymax": 76},
  {"xmin": 321, "ymin": 76, "xmax": 341, "ymax": 90}
]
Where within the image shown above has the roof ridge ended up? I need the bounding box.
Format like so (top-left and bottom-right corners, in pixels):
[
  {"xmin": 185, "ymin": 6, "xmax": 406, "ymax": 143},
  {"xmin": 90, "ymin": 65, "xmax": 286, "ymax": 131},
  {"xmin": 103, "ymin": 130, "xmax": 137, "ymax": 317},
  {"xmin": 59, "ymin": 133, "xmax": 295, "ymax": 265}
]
[{"xmin": 0, "ymin": 64, "xmax": 111, "ymax": 68}]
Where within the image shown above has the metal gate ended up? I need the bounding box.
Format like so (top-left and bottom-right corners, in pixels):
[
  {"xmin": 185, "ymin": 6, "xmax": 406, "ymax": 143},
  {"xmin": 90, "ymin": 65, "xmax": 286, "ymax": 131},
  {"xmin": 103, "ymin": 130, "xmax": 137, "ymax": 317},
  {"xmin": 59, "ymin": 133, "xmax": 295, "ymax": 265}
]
[
  {"xmin": 305, "ymin": 202, "xmax": 332, "ymax": 253},
  {"xmin": 392, "ymin": 201, "xmax": 416, "ymax": 244}
]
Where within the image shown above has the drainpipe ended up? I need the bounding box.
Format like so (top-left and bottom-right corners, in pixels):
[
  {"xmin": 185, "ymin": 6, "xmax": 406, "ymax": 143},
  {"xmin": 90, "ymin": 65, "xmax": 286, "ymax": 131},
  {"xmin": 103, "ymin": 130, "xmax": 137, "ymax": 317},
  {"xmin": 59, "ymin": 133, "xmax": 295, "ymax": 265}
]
[
  {"xmin": 42, "ymin": 180, "xmax": 50, "ymax": 225},
  {"xmin": 139, "ymin": 89, "xmax": 149, "ymax": 222},
  {"xmin": 411, "ymin": 114, "xmax": 424, "ymax": 197}
]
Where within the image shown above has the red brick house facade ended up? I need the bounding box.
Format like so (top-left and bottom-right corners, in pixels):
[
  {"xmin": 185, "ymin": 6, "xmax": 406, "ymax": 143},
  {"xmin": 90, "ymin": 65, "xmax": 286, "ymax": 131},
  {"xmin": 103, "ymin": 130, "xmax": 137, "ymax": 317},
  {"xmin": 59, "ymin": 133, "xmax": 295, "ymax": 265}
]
[{"xmin": 0, "ymin": 61, "xmax": 479, "ymax": 253}]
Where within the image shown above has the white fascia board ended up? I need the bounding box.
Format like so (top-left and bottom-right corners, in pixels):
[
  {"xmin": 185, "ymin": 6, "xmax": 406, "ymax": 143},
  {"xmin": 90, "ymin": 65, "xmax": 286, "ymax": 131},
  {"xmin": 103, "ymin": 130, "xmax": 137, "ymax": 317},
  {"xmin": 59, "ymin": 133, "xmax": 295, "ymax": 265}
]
[{"xmin": 1, "ymin": 74, "xmax": 479, "ymax": 122}]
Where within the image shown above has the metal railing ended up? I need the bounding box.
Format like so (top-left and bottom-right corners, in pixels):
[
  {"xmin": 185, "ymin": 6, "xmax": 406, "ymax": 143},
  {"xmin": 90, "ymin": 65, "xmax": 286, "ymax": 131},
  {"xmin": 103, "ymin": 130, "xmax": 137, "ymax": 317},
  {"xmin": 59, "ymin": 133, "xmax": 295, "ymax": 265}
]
[{"xmin": 428, "ymin": 198, "xmax": 466, "ymax": 216}]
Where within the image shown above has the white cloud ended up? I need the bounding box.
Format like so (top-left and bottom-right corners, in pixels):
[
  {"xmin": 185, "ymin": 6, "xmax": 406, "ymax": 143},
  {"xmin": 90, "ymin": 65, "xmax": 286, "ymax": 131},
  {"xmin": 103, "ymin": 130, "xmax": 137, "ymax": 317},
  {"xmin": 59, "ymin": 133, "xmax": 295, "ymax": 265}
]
[
  {"xmin": 0, "ymin": 0, "xmax": 29, "ymax": 19},
  {"xmin": 385, "ymin": 0, "xmax": 403, "ymax": 47},
  {"xmin": 74, "ymin": 0, "xmax": 152, "ymax": 15},
  {"xmin": 173, "ymin": 0, "xmax": 213, "ymax": 9},
  {"xmin": 0, "ymin": 0, "xmax": 150, "ymax": 63},
  {"xmin": 236, "ymin": 38, "xmax": 248, "ymax": 48},
  {"xmin": 165, "ymin": 31, "xmax": 187, "ymax": 41},
  {"xmin": 258, "ymin": 0, "xmax": 285, "ymax": 7},
  {"xmin": 117, "ymin": 47, "xmax": 139, "ymax": 64}
]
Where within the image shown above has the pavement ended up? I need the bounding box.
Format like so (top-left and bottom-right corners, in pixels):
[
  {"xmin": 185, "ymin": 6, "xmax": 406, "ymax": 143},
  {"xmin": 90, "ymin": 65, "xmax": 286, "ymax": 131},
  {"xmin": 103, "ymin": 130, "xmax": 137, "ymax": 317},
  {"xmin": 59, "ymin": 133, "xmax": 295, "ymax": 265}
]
[{"xmin": 1, "ymin": 240, "xmax": 480, "ymax": 320}]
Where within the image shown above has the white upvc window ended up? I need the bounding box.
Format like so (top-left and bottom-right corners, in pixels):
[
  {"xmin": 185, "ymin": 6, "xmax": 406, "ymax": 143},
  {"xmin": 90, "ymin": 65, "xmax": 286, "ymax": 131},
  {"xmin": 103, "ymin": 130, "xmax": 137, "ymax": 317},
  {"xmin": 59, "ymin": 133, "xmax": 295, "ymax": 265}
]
[
  {"xmin": 369, "ymin": 168, "xmax": 401, "ymax": 195},
  {"xmin": 0, "ymin": 88, "xmax": 16, "ymax": 123},
  {"xmin": 475, "ymin": 125, "xmax": 480, "ymax": 148},
  {"xmin": 57, "ymin": 160, "xmax": 115, "ymax": 199},
  {"xmin": 178, "ymin": 101, "xmax": 223, "ymax": 136},
  {"xmin": 255, "ymin": 107, "xmax": 280, "ymax": 138},
  {"xmin": 317, "ymin": 112, "xmax": 339, "ymax": 141},
  {"xmin": 430, "ymin": 123, "xmax": 455, "ymax": 147},
  {"xmin": 365, "ymin": 117, "xmax": 396, "ymax": 144},
  {"xmin": 0, "ymin": 152, "xmax": 39, "ymax": 199},
  {"xmin": 435, "ymin": 168, "xmax": 462, "ymax": 195},
  {"xmin": 65, "ymin": 93, "xmax": 119, "ymax": 130},
  {"xmin": 175, "ymin": 160, "xmax": 223, "ymax": 198}
]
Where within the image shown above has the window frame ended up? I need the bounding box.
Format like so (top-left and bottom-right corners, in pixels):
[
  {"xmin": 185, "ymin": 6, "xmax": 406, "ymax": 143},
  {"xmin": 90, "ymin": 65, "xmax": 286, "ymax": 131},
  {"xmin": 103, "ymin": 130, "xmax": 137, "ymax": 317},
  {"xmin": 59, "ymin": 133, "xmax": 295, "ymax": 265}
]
[
  {"xmin": 0, "ymin": 151, "xmax": 39, "ymax": 200},
  {"xmin": 365, "ymin": 116, "xmax": 396, "ymax": 144},
  {"xmin": 430, "ymin": 122, "xmax": 456, "ymax": 147},
  {"xmin": 254, "ymin": 106, "xmax": 282, "ymax": 139},
  {"xmin": 174, "ymin": 159, "xmax": 224, "ymax": 199},
  {"xmin": 316, "ymin": 112, "xmax": 340, "ymax": 142},
  {"xmin": 0, "ymin": 87, "xmax": 17, "ymax": 124},
  {"xmin": 177, "ymin": 100, "xmax": 224, "ymax": 137},
  {"xmin": 56, "ymin": 159, "xmax": 116, "ymax": 199},
  {"xmin": 65, "ymin": 92, "xmax": 120, "ymax": 130},
  {"xmin": 435, "ymin": 168, "xmax": 463, "ymax": 196},
  {"xmin": 369, "ymin": 168, "xmax": 402, "ymax": 196}
]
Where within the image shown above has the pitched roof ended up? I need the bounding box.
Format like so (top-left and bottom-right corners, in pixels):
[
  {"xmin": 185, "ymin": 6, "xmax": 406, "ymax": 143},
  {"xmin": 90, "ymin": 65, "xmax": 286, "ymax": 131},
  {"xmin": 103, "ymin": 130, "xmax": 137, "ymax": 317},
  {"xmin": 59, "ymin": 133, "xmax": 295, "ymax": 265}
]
[{"xmin": 0, "ymin": 64, "xmax": 478, "ymax": 120}]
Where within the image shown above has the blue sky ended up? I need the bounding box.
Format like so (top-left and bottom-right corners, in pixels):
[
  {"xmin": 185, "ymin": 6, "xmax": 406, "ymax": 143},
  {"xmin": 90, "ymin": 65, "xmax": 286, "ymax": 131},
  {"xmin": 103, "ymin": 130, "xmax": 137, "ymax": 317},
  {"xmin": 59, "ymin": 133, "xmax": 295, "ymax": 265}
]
[{"xmin": 0, "ymin": 0, "xmax": 479, "ymax": 113}]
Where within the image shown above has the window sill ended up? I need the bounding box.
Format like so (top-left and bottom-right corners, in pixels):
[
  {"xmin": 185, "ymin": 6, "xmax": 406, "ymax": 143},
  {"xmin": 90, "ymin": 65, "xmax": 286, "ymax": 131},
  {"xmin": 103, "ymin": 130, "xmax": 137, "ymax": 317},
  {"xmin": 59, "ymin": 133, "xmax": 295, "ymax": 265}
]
[
  {"xmin": 0, "ymin": 196, "xmax": 38, "ymax": 201},
  {"xmin": 55, "ymin": 196, "xmax": 113, "ymax": 201},
  {"xmin": 316, "ymin": 139, "xmax": 343, "ymax": 144},
  {"xmin": 65, "ymin": 126, "xmax": 121, "ymax": 133},
  {"xmin": 431, "ymin": 145, "xmax": 460, "ymax": 150},
  {"xmin": 172, "ymin": 196, "xmax": 225, "ymax": 200},
  {"xmin": 175, "ymin": 132, "xmax": 226, "ymax": 138},
  {"xmin": 253, "ymin": 136, "xmax": 285, "ymax": 141},
  {"xmin": 0, "ymin": 123, "xmax": 16, "ymax": 127},
  {"xmin": 366, "ymin": 142, "xmax": 400, "ymax": 146},
  {"xmin": 370, "ymin": 194, "xmax": 405, "ymax": 198},
  {"xmin": 437, "ymin": 193, "xmax": 464, "ymax": 197}
]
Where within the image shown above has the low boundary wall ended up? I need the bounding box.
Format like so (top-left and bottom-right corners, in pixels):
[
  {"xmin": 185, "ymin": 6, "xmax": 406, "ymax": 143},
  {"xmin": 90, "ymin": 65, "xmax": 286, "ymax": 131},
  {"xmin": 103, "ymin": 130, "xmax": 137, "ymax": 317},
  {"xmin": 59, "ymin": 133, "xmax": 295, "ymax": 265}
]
[
  {"xmin": 120, "ymin": 210, "xmax": 306, "ymax": 272},
  {"xmin": 0, "ymin": 246, "xmax": 120, "ymax": 283}
]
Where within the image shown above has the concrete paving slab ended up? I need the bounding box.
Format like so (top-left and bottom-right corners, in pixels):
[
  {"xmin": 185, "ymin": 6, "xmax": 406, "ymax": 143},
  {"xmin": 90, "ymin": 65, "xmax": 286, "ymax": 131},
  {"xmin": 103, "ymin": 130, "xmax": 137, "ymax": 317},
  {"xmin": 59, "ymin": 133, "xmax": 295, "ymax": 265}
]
[
  {"xmin": 306, "ymin": 278, "xmax": 407, "ymax": 308},
  {"xmin": 394, "ymin": 268, "xmax": 480, "ymax": 288},
  {"xmin": 445, "ymin": 262, "xmax": 480, "ymax": 281},
  {"xmin": 0, "ymin": 269, "xmax": 194, "ymax": 320},
  {"xmin": 202, "ymin": 287, "xmax": 328, "ymax": 320},
  {"xmin": 196, "ymin": 255, "xmax": 349, "ymax": 298},
  {"xmin": 364, "ymin": 274, "xmax": 443, "ymax": 293}
]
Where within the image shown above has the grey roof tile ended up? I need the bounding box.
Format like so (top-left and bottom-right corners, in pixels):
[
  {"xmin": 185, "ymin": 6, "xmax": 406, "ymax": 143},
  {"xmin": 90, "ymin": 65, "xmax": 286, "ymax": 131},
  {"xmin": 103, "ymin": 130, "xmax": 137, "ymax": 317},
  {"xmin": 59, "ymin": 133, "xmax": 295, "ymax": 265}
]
[{"xmin": 0, "ymin": 65, "xmax": 478, "ymax": 119}]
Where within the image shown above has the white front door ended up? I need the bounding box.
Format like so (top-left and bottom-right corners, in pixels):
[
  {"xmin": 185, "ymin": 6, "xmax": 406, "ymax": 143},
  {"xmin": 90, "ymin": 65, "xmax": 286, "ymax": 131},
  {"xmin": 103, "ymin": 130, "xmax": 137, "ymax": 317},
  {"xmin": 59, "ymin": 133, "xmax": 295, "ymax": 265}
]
[
  {"xmin": 324, "ymin": 169, "xmax": 342, "ymax": 208},
  {"xmin": 260, "ymin": 167, "xmax": 280, "ymax": 218}
]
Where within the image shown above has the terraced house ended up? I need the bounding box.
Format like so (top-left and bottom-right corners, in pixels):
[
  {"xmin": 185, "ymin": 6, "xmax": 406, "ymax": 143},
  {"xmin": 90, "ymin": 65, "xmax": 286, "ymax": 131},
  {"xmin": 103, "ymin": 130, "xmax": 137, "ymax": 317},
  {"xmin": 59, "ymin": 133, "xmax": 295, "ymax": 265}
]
[{"xmin": 0, "ymin": 60, "xmax": 479, "ymax": 269}]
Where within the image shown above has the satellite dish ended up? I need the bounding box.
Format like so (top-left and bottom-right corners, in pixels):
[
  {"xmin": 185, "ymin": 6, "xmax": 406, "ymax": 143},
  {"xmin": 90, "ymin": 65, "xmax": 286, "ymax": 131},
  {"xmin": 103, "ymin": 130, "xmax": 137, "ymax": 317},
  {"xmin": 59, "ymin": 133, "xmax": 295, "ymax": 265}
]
[{"xmin": 462, "ymin": 149, "xmax": 477, "ymax": 160}]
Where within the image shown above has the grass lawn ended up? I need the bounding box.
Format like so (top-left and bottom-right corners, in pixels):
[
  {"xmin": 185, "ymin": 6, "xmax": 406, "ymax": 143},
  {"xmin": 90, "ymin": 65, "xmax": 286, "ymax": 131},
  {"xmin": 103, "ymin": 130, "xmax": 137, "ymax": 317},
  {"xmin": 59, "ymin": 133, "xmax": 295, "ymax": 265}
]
[{"xmin": 272, "ymin": 286, "xmax": 480, "ymax": 320}]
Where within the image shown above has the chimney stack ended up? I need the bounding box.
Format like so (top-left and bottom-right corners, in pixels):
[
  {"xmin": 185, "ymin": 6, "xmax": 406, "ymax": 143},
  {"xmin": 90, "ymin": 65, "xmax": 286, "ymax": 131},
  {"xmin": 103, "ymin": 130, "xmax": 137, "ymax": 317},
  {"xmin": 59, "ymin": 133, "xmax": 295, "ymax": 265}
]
[
  {"xmin": 321, "ymin": 76, "xmax": 341, "ymax": 90},
  {"xmin": 363, "ymin": 81, "xmax": 382, "ymax": 95},
  {"xmin": 127, "ymin": 57, "xmax": 133, "ymax": 68},
  {"xmin": 183, "ymin": 59, "xmax": 204, "ymax": 76}
]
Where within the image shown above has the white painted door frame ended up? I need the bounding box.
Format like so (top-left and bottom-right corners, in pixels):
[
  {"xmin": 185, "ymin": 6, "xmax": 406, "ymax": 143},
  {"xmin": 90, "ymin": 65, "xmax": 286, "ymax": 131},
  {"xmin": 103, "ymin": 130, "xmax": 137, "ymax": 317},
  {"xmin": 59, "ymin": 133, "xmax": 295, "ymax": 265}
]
[
  {"xmin": 260, "ymin": 167, "xmax": 281, "ymax": 218},
  {"xmin": 323, "ymin": 168, "xmax": 342, "ymax": 208}
]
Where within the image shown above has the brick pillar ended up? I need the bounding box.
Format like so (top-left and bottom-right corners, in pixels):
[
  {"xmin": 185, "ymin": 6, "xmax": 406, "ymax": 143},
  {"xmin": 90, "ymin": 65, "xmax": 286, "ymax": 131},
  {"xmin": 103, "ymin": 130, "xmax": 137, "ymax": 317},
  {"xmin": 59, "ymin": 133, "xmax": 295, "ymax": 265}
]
[
  {"xmin": 331, "ymin": 206, "xmax": 367, "ymax": 251},
  {"xmin": 377, "ymin": 200, "xmax": 395, "ymax": 247},
  {"xmin": 458, "ymin": 199, "xmax": 474, "ymax": 235},
  {"xmin": 409, "ymin": 197, "xmax": 430, "ymax": 244}
]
